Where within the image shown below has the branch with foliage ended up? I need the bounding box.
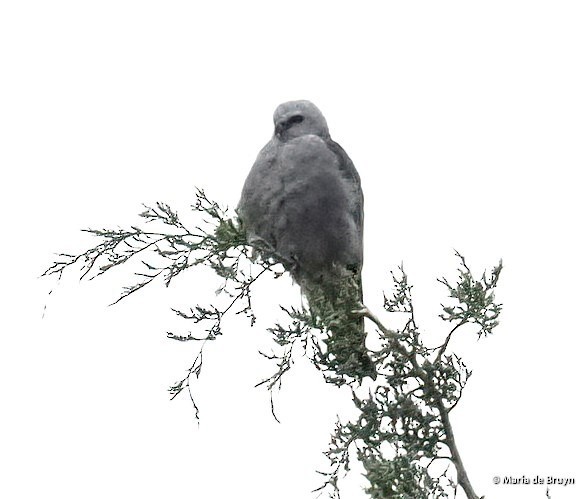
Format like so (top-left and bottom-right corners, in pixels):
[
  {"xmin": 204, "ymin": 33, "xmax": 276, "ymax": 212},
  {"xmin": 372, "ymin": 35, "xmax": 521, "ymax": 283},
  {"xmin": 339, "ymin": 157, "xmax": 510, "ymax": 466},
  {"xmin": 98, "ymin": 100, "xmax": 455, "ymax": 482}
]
[
  {"xmin": 43, "ymin": 189, "xmax": 283, "ymax": 417},
  {"xmin": 43, "ymin": 188, "xmax": 502, "ymax": 499}
]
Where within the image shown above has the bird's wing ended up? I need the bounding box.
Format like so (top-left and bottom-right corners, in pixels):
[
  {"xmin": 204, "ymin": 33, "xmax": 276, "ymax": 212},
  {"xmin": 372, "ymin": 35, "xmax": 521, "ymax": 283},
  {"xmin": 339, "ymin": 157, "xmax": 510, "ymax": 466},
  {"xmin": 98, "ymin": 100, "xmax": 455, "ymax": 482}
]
[
  {"xmin": 237, "ymin": 139, "xmax": 281, "ymax": 249},
  {"xmin": 273, "ymin": 135, "xmax": 363, "ymax": 279},
  {"xmin": 325, "ymin": 139, "xmax": 364, "ymax": 246}
]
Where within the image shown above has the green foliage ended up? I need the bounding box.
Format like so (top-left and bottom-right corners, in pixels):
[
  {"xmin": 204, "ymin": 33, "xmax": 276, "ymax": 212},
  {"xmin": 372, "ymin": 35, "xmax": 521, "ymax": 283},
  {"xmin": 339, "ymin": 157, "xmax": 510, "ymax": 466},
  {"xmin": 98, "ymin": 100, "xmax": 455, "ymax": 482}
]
[
  {"xmin": 306, "ymin": 260, "xmax": 501, "ymax": 499},
  {"xmin": 438, "ymin": 252, "xmax": 502, "ymax": 338},
  {"xmin": 362, "ymin": 455, "xmax": 448, "ymax": 499},
  {"xmin": 44, "ymin": 189, "xmax": 502, "ymax": 499},
  {"xmin": 43, "ymin": 189, "xmax": 281, "ymax": 417}
]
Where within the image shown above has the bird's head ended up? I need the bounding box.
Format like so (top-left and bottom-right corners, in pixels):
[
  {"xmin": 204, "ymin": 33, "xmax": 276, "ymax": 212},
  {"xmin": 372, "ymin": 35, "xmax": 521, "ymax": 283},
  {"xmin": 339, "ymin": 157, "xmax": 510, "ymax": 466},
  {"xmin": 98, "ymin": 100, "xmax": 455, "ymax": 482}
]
[{"xmin": 273, "ymin": 100, "xmax": 330, "ymax": 142}]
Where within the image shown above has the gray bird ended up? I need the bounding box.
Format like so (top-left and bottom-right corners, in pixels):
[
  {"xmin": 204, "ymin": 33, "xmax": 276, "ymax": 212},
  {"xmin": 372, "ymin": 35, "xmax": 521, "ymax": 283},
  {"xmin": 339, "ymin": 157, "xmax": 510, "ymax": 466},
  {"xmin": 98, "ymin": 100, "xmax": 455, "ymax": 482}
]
[{"xmin": 238, "ymin": 100, "xmax": 375, "ymax": 380}]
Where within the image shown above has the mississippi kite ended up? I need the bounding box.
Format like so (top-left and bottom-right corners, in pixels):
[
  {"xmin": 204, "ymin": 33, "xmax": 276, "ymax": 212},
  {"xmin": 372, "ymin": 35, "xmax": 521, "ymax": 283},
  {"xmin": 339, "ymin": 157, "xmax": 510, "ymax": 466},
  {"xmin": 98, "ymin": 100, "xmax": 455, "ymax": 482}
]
[{"xmin": 238, "ymin": 100, "xmax": 375, "ymax": 379}]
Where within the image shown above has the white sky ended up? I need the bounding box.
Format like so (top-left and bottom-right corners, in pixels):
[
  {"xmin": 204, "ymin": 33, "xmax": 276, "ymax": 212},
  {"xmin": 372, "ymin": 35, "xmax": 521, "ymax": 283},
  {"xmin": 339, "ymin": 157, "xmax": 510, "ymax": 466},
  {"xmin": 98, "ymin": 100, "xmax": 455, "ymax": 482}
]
[{"xmin": 1, "ymin": 2, "xmax": 587, "ymax": 498}]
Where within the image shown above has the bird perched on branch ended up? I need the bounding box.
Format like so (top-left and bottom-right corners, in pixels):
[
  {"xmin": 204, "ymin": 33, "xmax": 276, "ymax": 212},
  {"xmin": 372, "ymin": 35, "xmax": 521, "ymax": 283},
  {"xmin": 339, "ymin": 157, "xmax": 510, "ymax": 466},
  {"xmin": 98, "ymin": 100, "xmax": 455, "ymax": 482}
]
[{"xmin": 238, "ymin": 100, "xmax": 375, "ymax": 380}]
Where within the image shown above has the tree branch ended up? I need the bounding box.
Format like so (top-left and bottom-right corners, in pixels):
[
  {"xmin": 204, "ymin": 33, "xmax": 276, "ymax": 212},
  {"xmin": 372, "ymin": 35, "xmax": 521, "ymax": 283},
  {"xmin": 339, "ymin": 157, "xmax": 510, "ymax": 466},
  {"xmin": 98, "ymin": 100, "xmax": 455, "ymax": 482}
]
[{"xmin": 43, "ymin": 190, "xmax": 502, "ymax": 499}]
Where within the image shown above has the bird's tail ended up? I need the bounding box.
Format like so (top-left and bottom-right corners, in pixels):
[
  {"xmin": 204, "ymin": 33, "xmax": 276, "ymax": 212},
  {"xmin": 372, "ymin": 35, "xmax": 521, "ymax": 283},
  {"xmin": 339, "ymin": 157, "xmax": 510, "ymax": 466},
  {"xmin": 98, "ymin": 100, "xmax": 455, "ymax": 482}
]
[{"xmin": 301, "ymin": 269, "xmax": 376, "ymax": 381}]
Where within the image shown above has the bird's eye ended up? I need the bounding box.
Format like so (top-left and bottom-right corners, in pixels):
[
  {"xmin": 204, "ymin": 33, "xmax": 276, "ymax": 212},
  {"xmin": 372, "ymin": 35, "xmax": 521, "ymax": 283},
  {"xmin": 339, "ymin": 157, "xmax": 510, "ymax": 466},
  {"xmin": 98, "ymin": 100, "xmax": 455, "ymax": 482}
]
[{"xmin": 285, "ymin": 114, "xmax": 305, "ymax": 128}]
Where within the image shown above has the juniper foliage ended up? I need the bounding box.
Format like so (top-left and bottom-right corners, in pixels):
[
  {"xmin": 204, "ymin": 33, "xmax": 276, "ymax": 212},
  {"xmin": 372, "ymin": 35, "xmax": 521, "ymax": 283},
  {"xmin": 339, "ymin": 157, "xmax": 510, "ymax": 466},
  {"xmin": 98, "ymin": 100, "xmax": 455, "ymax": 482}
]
[{"xmin": 44, "ymin": 189, "xmax": 502, "ymax": 499}]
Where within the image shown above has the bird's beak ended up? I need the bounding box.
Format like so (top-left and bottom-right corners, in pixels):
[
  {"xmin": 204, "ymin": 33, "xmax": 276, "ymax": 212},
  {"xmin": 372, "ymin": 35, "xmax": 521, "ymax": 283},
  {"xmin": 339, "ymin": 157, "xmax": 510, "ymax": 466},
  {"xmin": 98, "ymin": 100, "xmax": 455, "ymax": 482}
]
[{"xmin": 274, "ymin": 122, "xmax": 284, "ymax": 139}]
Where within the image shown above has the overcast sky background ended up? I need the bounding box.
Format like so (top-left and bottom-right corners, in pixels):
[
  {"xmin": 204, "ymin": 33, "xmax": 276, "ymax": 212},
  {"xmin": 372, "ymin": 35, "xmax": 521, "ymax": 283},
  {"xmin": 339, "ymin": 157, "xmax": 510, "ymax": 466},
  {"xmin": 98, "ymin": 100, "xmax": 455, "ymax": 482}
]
[{"xmin": 2, "ymin": 2, "xmax": 587, "ymax": 498}]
